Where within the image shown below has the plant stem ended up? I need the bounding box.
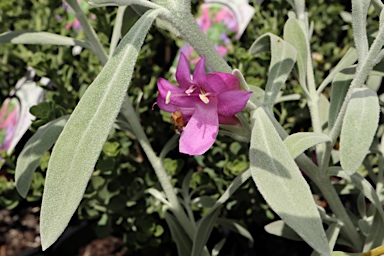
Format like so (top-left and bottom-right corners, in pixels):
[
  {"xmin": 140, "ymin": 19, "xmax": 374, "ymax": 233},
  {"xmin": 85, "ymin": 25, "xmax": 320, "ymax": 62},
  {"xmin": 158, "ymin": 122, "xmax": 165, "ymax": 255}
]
[
  {"xmin": 163, "ymin": 11, "xmax": 232, "ymax": 73},
  {"xmin": 124, "ymin": 96, "xmax": 196, "ymax": 240},
  {"xmin": 65, "ymin": 0, "xmax": 108, "ymax": 65}
]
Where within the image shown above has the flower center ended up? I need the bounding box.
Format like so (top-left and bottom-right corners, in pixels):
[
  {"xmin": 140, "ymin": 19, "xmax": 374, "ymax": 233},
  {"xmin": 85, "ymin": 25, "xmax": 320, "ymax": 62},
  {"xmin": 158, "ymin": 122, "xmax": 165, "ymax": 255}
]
[{"xmin": 165, "ymin": 85, "xmax": 212, "ymax": 105}]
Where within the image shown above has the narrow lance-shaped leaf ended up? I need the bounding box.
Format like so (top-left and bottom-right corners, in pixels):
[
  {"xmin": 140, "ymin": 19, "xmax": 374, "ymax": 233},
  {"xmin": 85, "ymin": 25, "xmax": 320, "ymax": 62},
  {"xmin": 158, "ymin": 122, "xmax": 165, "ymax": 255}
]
[
  {"xmin": 340, "ymin": 87, "xmax": 380, "ymax": 175},
  {"xmin": 328, "ymin": 66, "xmax": 356, "ymax": 130},
  {"xmin": 40, "ymin": 9, "xmax": 161, "ymax": 250},
  {"xmin": 351, "ymin": 0, "xmax": 370, "ymax": 62},
  {"xmin": 250, "ymin": 107, "xmax": 330, "ymax": 256},
  {"xmin": 283, "ymin": 17, "xmax": 308, "ymax": 87},
  {"xmin": 249, "ymin": 33, "xmax": 296, "ymax": 108},
  {"xmin": 15, "ymin": 115, "xmax": 69, "ymax": 198},
  {"xmin": 0, "ymin": 31, "xmax": 89, "ymax": 49},
  {"xmin": 284, "ymin": 132, "xmax": 331, "ymax": 159}
]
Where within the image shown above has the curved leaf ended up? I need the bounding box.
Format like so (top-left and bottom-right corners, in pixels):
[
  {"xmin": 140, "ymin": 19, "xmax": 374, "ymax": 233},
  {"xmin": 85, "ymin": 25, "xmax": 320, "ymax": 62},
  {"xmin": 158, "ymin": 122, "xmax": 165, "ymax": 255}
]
[
  {"xmin": 340, "ymin": 87, "xmax": 380, "ymax": 175},
  {"xmin": 250, "ymin": 107, "xmax": 329, "ymax": 256},
  {"xmin": 40, "ymin": 9, "xmax": 161, "ymax": 250},
  {"xmin": 0, "ymin": 31, "xmax": 89, "ymax": 48},
  {"xmin": 284, "ymin": 132, "xmax": 331, "ymax": 159},
  {"xmin": 164, "ymin": 212, "xmax": 192, "ymax": 256},
  {"xmin": 283, "ymin": 17, "xmax": 308, "ymax": 87},
  {"xmin": 328, "ymin": 66, "xmax": 356, "ymax": 130},
  {"xmin": 15, "ymin": 115, "xmax": 69, "ymax": 198},
  {"xmin": 249, "ymin": 33, "xmax": 297, "ymax": 107}
]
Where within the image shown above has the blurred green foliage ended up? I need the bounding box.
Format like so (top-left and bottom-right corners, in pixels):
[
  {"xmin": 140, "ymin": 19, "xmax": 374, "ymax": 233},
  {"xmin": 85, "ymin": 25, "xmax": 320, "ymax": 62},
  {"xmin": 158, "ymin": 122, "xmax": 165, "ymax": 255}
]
[{"xmin": 0, "ymin": 0, "xmax": 375, "ymax": 254}]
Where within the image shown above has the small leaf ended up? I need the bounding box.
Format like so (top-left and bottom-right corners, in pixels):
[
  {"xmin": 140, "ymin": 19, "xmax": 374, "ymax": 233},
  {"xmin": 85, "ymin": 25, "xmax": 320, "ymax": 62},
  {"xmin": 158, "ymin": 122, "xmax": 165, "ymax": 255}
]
[
  {"xmin": 217, "ymin": 218, "xmax": 254, "ymax": 245},
  {"xmin": 0, "ymin": 31, "xmax": 89, "ymax": 48},
  {"xmin": 328, "ymin": 66, "xmax": 356, "ymax": 130},
  {"xmin": 164, "ymin": 212, "xmax": 192, "ymax": 256},
  {"xmin": 284, "ymin": 132, "xmax": 331, "ymax": 159},
  {"xmin": 351, "ymin": 0, "xmax": 370, "ymax": 62},
  {"xmin": 40, "ymin": 9, "xmax": 161, "ymax": 250},
  {"xmin": 249, "ymin": 33, "xmax": 297, "ymax": 107},
  {"xmin": 283, "ymin": 17, "xmax": 308, "ymax": 87},
  {"xmin": 340, "ymin": 87, "xmax": 380, "ymax": 175},
  {"xmin": 250, "ymin": 107, "xmax": 329, "ymax": 256},
  {"xmin": 15, "ymin": 115, "xmax": 69, "ymax": 198},
  {"xmin": 192, "ymin": 207, "xmax": 221, "ymax": 256},
  {"xmin": 264, "ymin": 220, "xmax": 303, "ymax": 241}
]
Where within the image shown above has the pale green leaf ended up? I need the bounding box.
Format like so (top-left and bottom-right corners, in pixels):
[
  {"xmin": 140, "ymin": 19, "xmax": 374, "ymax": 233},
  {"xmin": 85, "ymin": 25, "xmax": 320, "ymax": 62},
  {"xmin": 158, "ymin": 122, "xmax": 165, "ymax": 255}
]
[
  {"xmin": 311, "ymin": 223, "xmax": 342, "ymax": 256},
  {"xmin": 164, "ymin": 211, "xmax": 192, "ymax": 256},
  {"xmin": 15, "ymin": 115, "xmax": 69, "ymax": 198},
  {"xmin": 249, "ymin": 33, "xmax": 297, "ymax": 107},
  {"xmin": 40, "ymin": 9, "xmax": 160, "ymax": 250},
  {"xmin": 284, "ymin": 132, "xmax": 331, "ymax": 159},
  {"xmin": 264, "ymin": 220, "xmax": 303, "ymax": 241},
  {"xmin": 319, "ymin": 94, "xmax": 330, "ymax": 133},
  {"xmin": 250, "ymin": 107, "xmax": 329, "ymax": 256},
  {"xmin": 328, "ymin": 66, "xmax": 356, "ymax": 130},
  {"xmin": 340, "ymin": 87, "xmax": 380, "ymax": 175},
  {"xmin": 283, "ymin": 17, "xmax": 308, "ymax": 87},
  {"xmin": 318, "ymin": 48, "xmax": 357, "ymax": 93},
  {"xmin": 0, "ymin": 31, "xmax": 89, "ymax": 48},
  {"xmin": 192, "ymin": 208, "xmax": 221, "ymax": 256},
  {"xmin": 351, "ymin": 0, "xmax": 370, "ymax": 62},
  {"xmin": 217, "ymin": 218, "xmax": 254, "ymax": 245}
]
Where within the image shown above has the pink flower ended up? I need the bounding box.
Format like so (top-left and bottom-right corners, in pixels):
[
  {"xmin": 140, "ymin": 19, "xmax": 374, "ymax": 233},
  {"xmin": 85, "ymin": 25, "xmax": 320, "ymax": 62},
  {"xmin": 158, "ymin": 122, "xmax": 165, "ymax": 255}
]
[{"xmin": 156, "ymin": 53, "xmax": 252, "ymax": 156}]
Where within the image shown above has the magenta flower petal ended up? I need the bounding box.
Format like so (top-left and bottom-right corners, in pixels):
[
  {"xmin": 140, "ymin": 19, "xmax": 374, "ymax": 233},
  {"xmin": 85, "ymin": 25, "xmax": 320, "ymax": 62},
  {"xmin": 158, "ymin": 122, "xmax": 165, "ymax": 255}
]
[
  {"xmin": 206, "ymin": 73, "xmax": 240, "ymax": 93},
  {"xmin": 157, "ymin": 78, "xmax": 196, "ymax": 107},
  {"xmin": 176, "ymin": 53, "xmax": 192, "ymax": 87},
  {"xmin": 179, "ymin": 101, "xmax": 219, "ymax": 155},
  {"xmin": 217, "ymin": 91, "xmax": 252, "ymax": 116},
  {"xmin": 193, "ymin": 56, "xmax": 207, "ymax": 86},
  {"xmin": 218, "ymin": 115, "xmax": 241, "ymax": 126}
]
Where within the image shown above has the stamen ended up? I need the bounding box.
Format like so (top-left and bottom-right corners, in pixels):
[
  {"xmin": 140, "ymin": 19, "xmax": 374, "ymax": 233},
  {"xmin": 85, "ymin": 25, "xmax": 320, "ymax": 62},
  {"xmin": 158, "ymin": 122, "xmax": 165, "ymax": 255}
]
[
  {"xmin": 199, "ymin": 94, "xmax": 210, "ymax": 104},
  {"xmin": 185, "ymin": 85, "xmax": 197, "ymax": 96},
  {"xmin": 165, "ymin": 91, "xmax": 171, "ymax": 104}
]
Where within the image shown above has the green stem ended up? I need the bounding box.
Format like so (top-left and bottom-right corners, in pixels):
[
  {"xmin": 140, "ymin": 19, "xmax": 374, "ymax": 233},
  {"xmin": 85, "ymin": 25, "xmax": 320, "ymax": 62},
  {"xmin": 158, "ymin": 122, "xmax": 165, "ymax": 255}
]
[
  {"xmin": 163, "ymin": 11, "xmax": 232, "ymax": 73},
  {"xmin": 65, "ymin": 0, "xmax": 108, "ymax": 65},
  {"xmin": 124, "ymin": 96, "xmax": 196, "ymax": 240}
]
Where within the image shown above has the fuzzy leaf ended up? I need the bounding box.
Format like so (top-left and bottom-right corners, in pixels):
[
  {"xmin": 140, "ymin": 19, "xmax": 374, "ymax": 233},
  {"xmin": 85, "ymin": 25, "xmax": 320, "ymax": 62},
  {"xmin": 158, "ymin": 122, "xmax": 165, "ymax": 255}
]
[
  {"xmin": 0, "ymin": 31, "xmax": 89, "ymax": 48},
  {"xmin": 249, "ymin": 33, "xmax": 296, "ymax": 107},
  {"xmin": 340, "ymin": 87, "xmax": 380, "ymax": 175},
  {"xmin": 15, "ymin": 115, "xmax": 69, "ymax": 198},
  {"xmin": 283, "ymin": 17, "xmax": 308, "ymax": 87},
  {"xmin": 328, "ymin": 66, "xmax": 356, "ymax": 130},
  {"xmin": 264, "ymin": 220, "xmax": 303, "ymax": 241},
  {"xmin": 164, "ymin": 212, "xmax": 192, "ymax": 256},
  {"xmin": 351, "ymin": 0, "xmax": 370, "ymax": 62},
  {"xmin": 250, "ymin": 107, "xmax": 329, "ymax": 256},
  {"xmin": 40, "ymin": 9, "xmax": 160, "ymax": 250},
  {"xmin": 284, "ymin": 132, "xmax": 331, "ymax": 159}
]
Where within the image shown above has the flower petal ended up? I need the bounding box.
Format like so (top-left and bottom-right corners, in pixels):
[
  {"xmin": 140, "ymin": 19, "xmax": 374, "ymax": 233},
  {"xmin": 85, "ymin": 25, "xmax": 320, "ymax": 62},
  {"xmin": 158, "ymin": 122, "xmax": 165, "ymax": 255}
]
[
  {"xmin": 206, "ymin": 73, "xmax": 240, "ymax": 93},
  {"xmin": 217, "ymin": 91, "xmax": 252, "ymax": 116},
  {"xmin": 193, "ymin": 56, "xmax": 207, "ymax": 86},
  {"xmin": 176, "ymin": 52, "xmax": 192, "ymax": 88},
  {"xmin": 179, "ymin": 100, "xmax": 219, "ymax": 155},
  {"xmin": 157, "ymin": 78, "xmax": 197, "ymax": 107},
  {"xmin": 156, "ymin": 95, "xmax": 195, "ymax": 117}
]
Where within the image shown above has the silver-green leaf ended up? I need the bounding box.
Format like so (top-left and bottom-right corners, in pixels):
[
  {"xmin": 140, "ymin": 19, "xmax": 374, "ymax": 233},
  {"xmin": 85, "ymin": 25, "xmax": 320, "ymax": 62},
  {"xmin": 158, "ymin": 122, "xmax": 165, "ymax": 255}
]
[
  {"xmin": 249, "ymin": 33, "xmax": 297, "ymax": 108},
  {"xmin": 0, "ymin": 31, "xmax": 89, "ymax": 48},
  {"xmin": 250, "ymin": 107, "xmax": 329, "ymax": 256},
  {"xmin": 284, "ymin": 132, "xmax": 331, "ymax": 159},
  {"xmin": 40, "ymin": 9, "xmax": 161, "ymax": 250},
  {"xmin": 15, "ymin": 115, "xmax": 69, "ymax": 198},
  {"xmin": 340, "ymin": 87, "xmax": 380, "ymax": 175}
]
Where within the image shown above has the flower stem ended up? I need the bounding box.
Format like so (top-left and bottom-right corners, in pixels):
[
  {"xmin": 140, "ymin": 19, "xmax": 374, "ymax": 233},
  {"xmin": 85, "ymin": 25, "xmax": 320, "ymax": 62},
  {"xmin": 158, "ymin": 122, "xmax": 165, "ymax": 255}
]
[
  {"xmin": 123, "ymin": 96, "xmax": 196, "ymax": 240},
  {"xmin": 164, "ymin": 11, "xmax": 232, "ymax": 73}
]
